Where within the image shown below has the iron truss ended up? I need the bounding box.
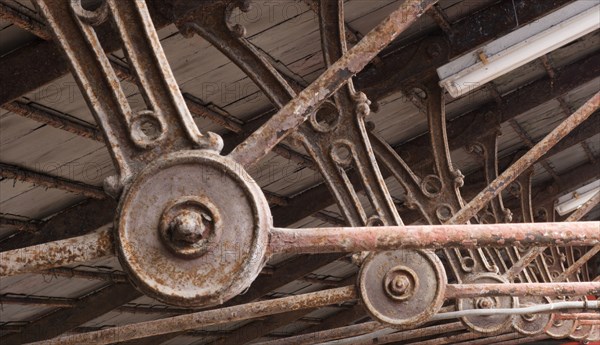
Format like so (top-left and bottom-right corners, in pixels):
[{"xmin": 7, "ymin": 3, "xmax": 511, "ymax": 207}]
[{"xmin": 0, "ymin": 0, "xmax": 599, "ymax": 344}]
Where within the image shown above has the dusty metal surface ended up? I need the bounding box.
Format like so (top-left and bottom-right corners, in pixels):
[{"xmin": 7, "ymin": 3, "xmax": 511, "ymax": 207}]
[
  {"xmin": 268, "ymin": 222, "xmax": 600, "ymax": 254},
  {"xmin": 28, "ymin": 286, "xmax": 357, "ymax": 345},
  {"xmin": 358, "ymin": 249, "xmax": 446, "ymax": 327},
  {"xmin": 450, "ymin": 90, "xmax": 600, "ymax": 224},
  {"xmin": 446, "ymin": 282, "xmax": 600, "ymax": 298},
  {"xmin": 0, "ymin": 227, "xmax": 113, "ymax": 276},
  {"xmin": 1, "ymin": 0, "xmax": 599, "ymax": 344},
  {"xmin": 228, "ymin": 0, "xmax": 438, "ymax": 168}
]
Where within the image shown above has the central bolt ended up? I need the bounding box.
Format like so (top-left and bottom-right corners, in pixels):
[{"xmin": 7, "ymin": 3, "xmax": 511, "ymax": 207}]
[
  {"xmin": 383, "ymin": 265, "xmax": 418, "ymax": 301},
  {"xmin": 170, "ymin": 211, "xmax": 206, "ymax": 245},
  {"xmin": 476, "ymin": 297, "xmax": 496, "ymax": 309},
  {"xmin": 389, "ymin": 275, "xmax": 411, "ymax": 296},
  {"xmin": 159, "ymin": 196, "xmax": 220, "ymax": 259}
]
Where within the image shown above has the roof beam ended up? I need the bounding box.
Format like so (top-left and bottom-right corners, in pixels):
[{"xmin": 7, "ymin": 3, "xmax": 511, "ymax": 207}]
[
  {"xmin": 0, "ymin": 2, "xmax": 590, "ymax": 344},
  {"xmin": 0, "ymin": 163, "xmax": 106, "ymax": 199},
  {"xmin": 1, "ymin": 284, "xmax": 142, "ymax": 345},
  {"xmin": 272, "ymin": 52, "xmax": 600, "ymax": 227},
  {"xmin": 0, "ymin": 0, "xmax": 171, "ymax": 105},
  {"xmin": 0, "ymin": 198, "xmax": 116, "ymax": 251},
  {"xmin": 356, "ymin": 0, "xmax": 573, "ymax": 100}
]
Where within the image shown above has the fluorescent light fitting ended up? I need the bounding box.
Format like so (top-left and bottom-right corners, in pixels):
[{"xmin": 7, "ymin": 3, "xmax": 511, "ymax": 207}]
[
  {"xmin": 555, "ymin": 179, "xmax": 600, "ymax": 216},
  {"xmin": 437, "ymin": 1, "xmax": 600, "ymax": 98}
]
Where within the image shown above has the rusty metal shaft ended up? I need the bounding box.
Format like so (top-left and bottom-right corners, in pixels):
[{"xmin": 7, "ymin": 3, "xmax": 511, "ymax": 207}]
[
  {"xmin": 0, "ymin": 227, "xmax": 114, "ymax": 276},
  {"xmin": 449, "ymin": 90, "xmax": 600, "ymax": 224},
  {"xmin": 556, "ymin": 313, "xmax": 600, "ymax": 320},
  {"xmin": 503, "ymin": 191, "xmax": 600, "ymax": 280},
  {"xmin": 228, "ymin": 0, "xmax": 437, "ymax": 168},
  {"xmin": 445, "ymin": 282, "xmax": 600, "ymax": 299},
  {"xmin": 28, "ymin": 286, "xmax": 356, "ymax": 345},
  {"xmin": 268, "ymin": 222, "xmax": 600, "ymax": 255},
  {"xmin": 555, "ymin": 244, "xmax": 600, "ymax": 282}
]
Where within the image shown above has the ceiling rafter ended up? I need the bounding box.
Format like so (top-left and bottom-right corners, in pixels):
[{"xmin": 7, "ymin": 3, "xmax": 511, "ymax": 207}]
[{"xmin": 0, "ymin": 2, "xmax": 596, "ymax": 342}]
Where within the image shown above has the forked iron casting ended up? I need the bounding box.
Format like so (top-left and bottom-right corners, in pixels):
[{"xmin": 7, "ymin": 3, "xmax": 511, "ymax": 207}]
[{"xmin": 2, "ymin": 0, "xmax": 599, "ymax": 344}]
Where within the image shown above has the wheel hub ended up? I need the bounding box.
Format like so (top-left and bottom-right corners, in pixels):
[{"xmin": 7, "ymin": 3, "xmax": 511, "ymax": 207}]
[{"xmin": 115, "ymin": 150, "xmax": 271, "ymax": 307}]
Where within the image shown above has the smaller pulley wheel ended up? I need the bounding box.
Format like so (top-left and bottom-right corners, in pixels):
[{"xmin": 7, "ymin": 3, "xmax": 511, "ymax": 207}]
[
  {"xmin": 545, "ymin": 312, "xmax": 576, "ymax": 339},
  {"xmin": 358, "ymin": 249, "xmax": 446, "ymax": 328},
  {"xmin": 457, "ymin": 273, "xmax": 516, "ymax": 334},
  {"xmin": 512, "ymin": 296, "xmax": 551, "ymax": 335},
  {"xmin": 569, "ymin": 320, "xmax": 593, "ymax": 340},
  {"xmin": 115, "ymin": 150, "xmax": 270, "ymax": 307}
]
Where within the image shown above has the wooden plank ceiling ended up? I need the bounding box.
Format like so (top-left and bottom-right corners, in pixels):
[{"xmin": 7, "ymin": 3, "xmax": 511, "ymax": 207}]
[{"xmin": 0, "ymin": 0, "xmax": 598, "ymax": 344}]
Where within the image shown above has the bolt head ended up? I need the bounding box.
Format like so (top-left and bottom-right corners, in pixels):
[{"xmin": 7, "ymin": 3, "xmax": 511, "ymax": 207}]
[
  {"xmin": 383, "ymin": 265, "xmax": 419, "ymax": 301},
  {"xmin": 158, "ymin": 196, "xmax": 221, "ymax": 259},
  {"xmin": 170, "ymin": 211, "xmax": 206, "ymax": 244},
  {"xmin": 389, "ymin": 275, "xmax": 411, "ymax": 295},
  {"xmin": 476, "ymin": 297, "xmax": 496, "ymax": 309}
]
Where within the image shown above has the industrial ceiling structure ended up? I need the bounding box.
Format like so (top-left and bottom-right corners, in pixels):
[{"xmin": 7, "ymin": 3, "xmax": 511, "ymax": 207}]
[{"xmin": 0, "ymin": 0, "xmax": 599, "ymax": 344}]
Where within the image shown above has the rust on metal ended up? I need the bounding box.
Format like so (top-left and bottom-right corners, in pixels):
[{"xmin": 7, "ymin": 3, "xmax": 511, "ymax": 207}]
[
  {"xmin": 445, "ymin": 282, "xmax": 600, "ymax": 299},
  {"xmin": 556, "ymin": 313, "xmax": 600, "ymax": 320},
  {"xmin": 256, "ymin": 321, "xmax": 384, "ymax": 345},
  {"xmin": 43, "ymin": 267, "xmax": 128, "ymax": 283},
  {"xmin": 0, "ymin": 162, "xmax": 106, "ymax": 199},
  {"xmin": 268, "ymin": 222, "xmax": 600, "ymax": 255},
  {"xmin": 0, "ymin": 216, "xmax": 40, "ymax": 233},
  {"xmin": 0, "ymin": 227, "xmax": 114, "ymax": 276},
  {"xmin": 28, "ymin": 286, "xmax": 356, "ymax": 345},
  {"xmin": 0, "ymin": 2, "xmax": 50, "ymax": 40},
  {"xmin": 228, "ymin": 0, "xmax": 438, "ymax": 168},
  {"xmin": 2, "ymin": 101, "xmax": 103, "ymax": 142},
  {"xmin": 555, "ymin": 244, "xmax": 600, "ymax": 283},
  {"xmin": 449, "ymin": 91, "xmax": 600, "ymax": 224}
]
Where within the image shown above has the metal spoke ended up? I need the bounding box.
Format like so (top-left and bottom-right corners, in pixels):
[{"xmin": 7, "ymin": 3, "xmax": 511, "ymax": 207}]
[
  {"xmin": 450, "ymin": 91, "xmax": 600, "ymax": 224},
  {"xmin": 7, "ymin": 1, "xmax": 597, "ymax": 343},
  {"xmin": 228, "ymin": 0, "xmax": 438, "ymax": 168},
  {"xmin": 0, "ymin": 227, "xmax": 114, "ymax": 276}
]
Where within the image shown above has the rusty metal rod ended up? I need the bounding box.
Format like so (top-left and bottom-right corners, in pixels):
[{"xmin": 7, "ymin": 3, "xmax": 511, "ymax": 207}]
[
  {"xmin": 503, "ymin": 192, "xmax": 600, "ymax": 280},
  {"xmin": 451, "ymin": 332, "xmax": 525, "ymax": 345},
  {"xmin": 320, "ymin": 322, "xmax": 465, "ymax": 345},
  {"xmin": 577, "ymin": 320, "xmax": 600, "ymax": 326},
  {"xmin": 2, "ymin": 101, "xmax": 103, "ymax": 142},
  {"xmin": 28, "ymin": 286, "xmax": 356, "ymax": 345},
  {"xmin": 0, "ymin": 6, "xmax": 315, "ymax": 173},
  {"xmin": 0, "ymin": 162, "xmax": 106, "ymax": 199},
  {"xmin": 452, "ymin": 333, "xmax": 518, "ymax": 345},
  {"xmin": 0, "ymin": 227, "xmax": 114, "ymax": 276},
  {"xmin": 555, "ymin": 244, "xmax": 600, "ymax": 282},
  {"xmin": 42, "ymin": 267, "xmax": 128, "ymax": 283},
  {"xmin": 449, "ymin": 91, "xmax": 600, "ymax": 224},
  {"xmin": 445, "ymin": 282, "xmax": 600, "ymax": 299},
  {"xmin": 503, "ymin": 246, "xmax": 546, "ymax": 280},
  {"xmin": 0, "ymin": 215, "xmax": 39, "ymax": 233},
  {"xmin": 268, "ymin": 222, "xmax": 600, "ymax": 255},
  {"xmin": 0, "ymin": 2, "xmax": 50, "ymax": 40},
  {"xmin": 228, "ymin": 0, "xmax": 438, "ymax": 168},
  {"xmin": 483, "ymin": 333, "xmax": 548, "ymax": 345},
  {"xmin": 409, "ymin": 329, "xmax": 485, "ymax": 345},
  {"xmin": 0, "ymin": 295, "xmax": 76, "ymax": 308},
  {"xmin": 255, "ymin": 321, "xmax": 384, "ymax": 345},
  {"xmin": 556, "ymin": 313, "xmax": 600, "ymax": 320}
]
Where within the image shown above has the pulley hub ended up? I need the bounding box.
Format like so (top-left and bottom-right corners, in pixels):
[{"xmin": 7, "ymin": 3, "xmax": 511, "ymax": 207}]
[{"xmin": 115, "ymin": 150, "xmax": 271, "ymax": 307}]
